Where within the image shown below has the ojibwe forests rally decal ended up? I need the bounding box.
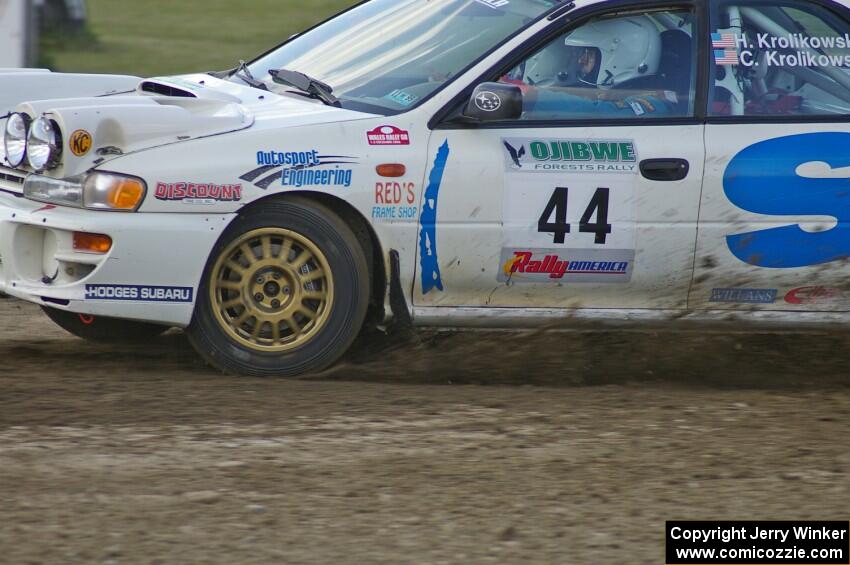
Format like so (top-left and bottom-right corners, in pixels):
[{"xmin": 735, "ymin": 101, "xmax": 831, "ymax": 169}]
[{"xmin": 500, "ymin": 137, "xmax": 637, "ymax": 284}]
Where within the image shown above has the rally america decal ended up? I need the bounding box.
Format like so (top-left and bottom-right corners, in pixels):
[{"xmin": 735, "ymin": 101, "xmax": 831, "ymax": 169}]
[
  {"xmin": 240, "ymin": 150, "xmax": 357, "ymax": 190},
  {"xmin": 502, "ymin": 138, "xmax": 638, "ymax": 174},
  {"xmin": 85, "ymin": 284, "xmax": 194, "ymax": 303},
  {"xmin": 499, "ymin": 248, "xmax": 635, "ymax": 284}
]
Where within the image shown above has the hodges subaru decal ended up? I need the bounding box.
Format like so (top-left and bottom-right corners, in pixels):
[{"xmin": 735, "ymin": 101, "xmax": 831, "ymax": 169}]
[{"xmin": 85, "ymin": 285, "xmax": 194, "ymax": 303}]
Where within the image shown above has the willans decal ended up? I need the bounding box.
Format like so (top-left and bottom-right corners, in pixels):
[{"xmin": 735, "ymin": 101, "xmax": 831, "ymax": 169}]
[
  {"xmin": 724, "ymin": 132, "xmax": 850, "ymax": 269},
  {"xmin": 709, "ymin": 288, "xmax": 778, "ymax": 304}
]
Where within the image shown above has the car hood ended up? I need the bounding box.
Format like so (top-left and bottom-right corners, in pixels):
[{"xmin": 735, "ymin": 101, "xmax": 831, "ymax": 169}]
[{"xmin": 1, "ymin": 71, "xmax": 374, "ymax": 178}]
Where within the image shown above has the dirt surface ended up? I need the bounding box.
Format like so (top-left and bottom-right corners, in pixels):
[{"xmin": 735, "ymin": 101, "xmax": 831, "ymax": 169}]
[{"xmin": 2, "ymin": 298, "xmax": 850, "ymax": 564}]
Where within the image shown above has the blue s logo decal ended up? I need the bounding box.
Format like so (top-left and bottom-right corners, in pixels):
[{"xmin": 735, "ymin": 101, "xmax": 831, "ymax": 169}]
[{"xmin": 724, "ymin": 132, "xmax": 850, "ymax": 268}]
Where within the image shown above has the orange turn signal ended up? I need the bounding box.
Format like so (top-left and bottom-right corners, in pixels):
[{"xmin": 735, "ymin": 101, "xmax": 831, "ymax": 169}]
[
  {"xmin": 108, "ymin": 178, "xmax": 145, "ymax": 210},
  {"xmin": 73, "ymin": 231, "xmax": 113, "ymax": 254},
  {"xmin": 376, "ymin": 163, "xmax": 406, "ymax": 178}
]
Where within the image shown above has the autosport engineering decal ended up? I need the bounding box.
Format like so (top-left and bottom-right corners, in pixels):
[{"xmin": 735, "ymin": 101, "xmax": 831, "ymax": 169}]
[
  {"xmin": 418, "ymin": 140, "xmax": 449, "ymax": 295},
  {"xmin": 240, "ymin": 150, "xmax": 358, "ymax": 190},
  {"xmin": 724, "ymin": 132, "xmax": 850, "ymax": 268}
]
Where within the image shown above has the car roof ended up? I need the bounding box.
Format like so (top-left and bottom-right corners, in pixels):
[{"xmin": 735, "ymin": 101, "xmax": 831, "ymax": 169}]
[{"xmin": 570, "ymin": 0, "xmax": 850, "ymax": 10}]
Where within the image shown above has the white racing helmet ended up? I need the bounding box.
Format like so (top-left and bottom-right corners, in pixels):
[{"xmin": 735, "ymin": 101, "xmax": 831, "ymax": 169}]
[{"xmin": 563, "ymin": 15, "xmax": 662, "ymax": 89}]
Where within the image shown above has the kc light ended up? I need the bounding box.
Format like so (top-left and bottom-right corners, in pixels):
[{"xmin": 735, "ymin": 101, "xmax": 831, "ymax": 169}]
[
  {"xmin": 3, "ymin": 112, "xmax": 30, "ymax": 168},
  {"xmin": 26, "ymin": 116, "xmax": 62, "ymax": 171},
  {"xmin": 24, "ymin": 171, "xmax": 147, "ymax": 211},
  {"xmin": 83, "ymin": 172, "xmax": 146, "ymax": 211}
]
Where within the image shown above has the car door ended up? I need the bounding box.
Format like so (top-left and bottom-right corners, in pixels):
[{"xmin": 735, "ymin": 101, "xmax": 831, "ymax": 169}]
[
  {"xmin": 415, "ymin": 3, "xmax": 706, "ymax": 310},
  {"xmin": 691, "ymin": 0, "xmax": 850, "ymax": 311}
]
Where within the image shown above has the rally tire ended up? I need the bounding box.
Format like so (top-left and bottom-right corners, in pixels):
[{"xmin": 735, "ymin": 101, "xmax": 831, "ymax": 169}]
[
  {"xmin": 187, "ymin": 197, "xmax": 370, "ymax": 377},
  {"xmin": 41, "ymin": 306, "xmax": 169, "ymax": 342}
]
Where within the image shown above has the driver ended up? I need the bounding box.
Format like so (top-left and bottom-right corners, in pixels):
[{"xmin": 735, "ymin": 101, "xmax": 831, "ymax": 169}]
[{"xmin": 523, "ymin": 15, "xmax": 678, "ymax": 117}]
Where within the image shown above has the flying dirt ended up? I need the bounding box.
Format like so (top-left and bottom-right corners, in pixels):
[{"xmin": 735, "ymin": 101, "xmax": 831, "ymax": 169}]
[{"xmin": 2, "ymin": 298, "xmax": 850, "ymax": 564}]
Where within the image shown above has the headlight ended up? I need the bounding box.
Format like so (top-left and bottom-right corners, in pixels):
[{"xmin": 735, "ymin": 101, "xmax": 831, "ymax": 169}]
[
  {"xmin": 24, "ymin": 172, "xmax": 147, "ymax": 211},
  {"xmin": 3, "ymin": 112, "xmax": 30, "ymax": 168},
  {"xmin": 26, "ymin": 117, "xmax": 62, "ymax": 171},
  {"xmin": 23, "ymin": 173, "xmax": 84, "ymax": 207}
]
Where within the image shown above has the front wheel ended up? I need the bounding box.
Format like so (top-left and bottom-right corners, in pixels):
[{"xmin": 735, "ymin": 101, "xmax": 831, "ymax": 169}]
[
  {"xmin": 187, "ymin": 197, "xmax": 370, "ymax": 377},
  {"xmin": 42, "ymin": 307, "xmax": 169, "ymax": 342}
]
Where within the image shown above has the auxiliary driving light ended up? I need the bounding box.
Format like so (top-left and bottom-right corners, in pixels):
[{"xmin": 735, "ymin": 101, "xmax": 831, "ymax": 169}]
[
  {"xmin": 3, "ymin": 112, "xmax": 30, "ymax": 168},
  {"xmin": 26, "ymin": 116, "xmax": 62, "ymax": 171}
]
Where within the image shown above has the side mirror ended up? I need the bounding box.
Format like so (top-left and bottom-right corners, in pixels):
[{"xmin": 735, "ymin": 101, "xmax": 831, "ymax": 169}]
[{"xmin": 462, "ymin": 82, "xmax": 523, "ymax": 122}]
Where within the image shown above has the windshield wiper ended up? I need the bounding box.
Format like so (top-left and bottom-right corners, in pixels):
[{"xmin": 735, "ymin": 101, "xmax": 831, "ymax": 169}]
[
  {"xmin": 269, "ymin": 68, "xmax": 340, "ymax": 107},
  {"xmin": 230, "ymin": 59, "xmax": 269, "ymax": 90}
]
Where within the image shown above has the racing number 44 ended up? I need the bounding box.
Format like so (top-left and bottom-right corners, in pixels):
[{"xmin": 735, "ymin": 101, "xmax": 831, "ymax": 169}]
[{"xmin": 538, "ymin": 187, "xmax": 612, "ymax": 245}]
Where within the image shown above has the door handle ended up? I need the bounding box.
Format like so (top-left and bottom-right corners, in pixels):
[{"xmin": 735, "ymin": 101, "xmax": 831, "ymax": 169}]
[{"xmin": 639, "ymin": 158, "xmax": 690, "ymax": 181}]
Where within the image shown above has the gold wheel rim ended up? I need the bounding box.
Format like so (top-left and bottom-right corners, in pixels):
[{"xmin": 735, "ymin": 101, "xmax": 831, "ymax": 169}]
[{"xmin": 209, "ymin": 227, "xmax": 334, "ymax": 353}]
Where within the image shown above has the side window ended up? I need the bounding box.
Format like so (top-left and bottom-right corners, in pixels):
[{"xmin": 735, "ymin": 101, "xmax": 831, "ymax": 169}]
[
  {"xmin": 497, "ymin": 9, "xmax": 697, "ymax": 121},
  {"xmin": 711, "ymin": 2, "xmax": 850, "ymax": 116}
]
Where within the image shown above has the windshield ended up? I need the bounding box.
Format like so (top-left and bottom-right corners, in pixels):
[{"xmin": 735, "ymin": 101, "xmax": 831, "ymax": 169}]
[{"xmin": 246, "ymin": 0, "xmax": 562, "ymax": 113}]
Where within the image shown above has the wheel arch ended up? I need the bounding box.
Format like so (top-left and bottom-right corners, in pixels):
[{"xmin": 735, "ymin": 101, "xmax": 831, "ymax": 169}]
[{"xmin": 237, "ymin": 191, "xmax": 388, "ymax": 325}]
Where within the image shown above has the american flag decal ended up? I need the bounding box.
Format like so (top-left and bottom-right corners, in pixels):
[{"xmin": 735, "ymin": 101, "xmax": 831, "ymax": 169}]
[
  {"xmin": 714, "ymin": 49, "xmax": 739, "ymax": 66},
  {"xmin": 712, "ymin": 32, "xmax": 738, "ymax": 48}
]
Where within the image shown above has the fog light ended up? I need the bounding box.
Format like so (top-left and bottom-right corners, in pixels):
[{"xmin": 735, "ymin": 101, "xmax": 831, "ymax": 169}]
[
  {"xmin": 26, "ymin": 116, "xmax": 62, "ymax": 171},
  {"xmin": 4, "ymin": 112, "xmax": 30, "ymax": 168},
  {"xmin": 73, "ymin": 232, "xmax": 112, "ymax": 254}
]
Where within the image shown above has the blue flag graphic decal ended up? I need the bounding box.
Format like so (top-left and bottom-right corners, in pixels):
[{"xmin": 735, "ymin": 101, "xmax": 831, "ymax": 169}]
[{"xmin": 418, "ymin": 140, "xmax": 450, "ymax": 294}]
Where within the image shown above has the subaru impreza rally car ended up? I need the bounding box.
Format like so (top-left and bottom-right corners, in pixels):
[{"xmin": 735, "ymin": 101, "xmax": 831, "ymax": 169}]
[{"xmin": 3, "ymin": 0, "xmax": 850, "ymax": 376}]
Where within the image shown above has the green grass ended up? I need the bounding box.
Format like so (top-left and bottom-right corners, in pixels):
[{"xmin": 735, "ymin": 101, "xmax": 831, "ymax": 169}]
[{"xmin": 42, "ymin": 0, "xmax": 354, "ymax": 77}]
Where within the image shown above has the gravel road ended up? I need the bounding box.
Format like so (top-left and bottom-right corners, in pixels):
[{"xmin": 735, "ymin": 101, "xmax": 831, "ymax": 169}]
[{"xmin": 2, "ymin": 298, "xmax": 849, "ymax": 564}]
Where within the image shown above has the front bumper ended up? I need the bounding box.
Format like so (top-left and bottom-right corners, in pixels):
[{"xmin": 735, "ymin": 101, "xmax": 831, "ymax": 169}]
[{"xmin": 0, "ymin": 190, "xmax": 236, "ymax": 327}]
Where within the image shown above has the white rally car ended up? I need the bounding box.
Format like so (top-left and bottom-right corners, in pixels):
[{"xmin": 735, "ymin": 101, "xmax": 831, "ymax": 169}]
[{"xmin": 3, "ymin": 0, "xmax": 850, "ymax": 376}]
